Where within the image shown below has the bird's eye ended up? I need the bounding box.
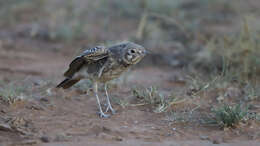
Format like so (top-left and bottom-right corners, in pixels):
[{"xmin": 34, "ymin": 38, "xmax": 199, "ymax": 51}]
[{"xmin": 130, "ymin": 49, "xmax": 136, "ymax": 54}]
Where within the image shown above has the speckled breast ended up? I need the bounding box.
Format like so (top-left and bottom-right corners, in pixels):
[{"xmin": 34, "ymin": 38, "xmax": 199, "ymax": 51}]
[{"xmin": 98, "ymin": 65, "xmax": 129, "ymax": 83}]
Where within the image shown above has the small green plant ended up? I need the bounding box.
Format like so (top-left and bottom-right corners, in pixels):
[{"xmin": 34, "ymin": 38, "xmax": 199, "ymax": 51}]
[
  {"xmin": 212, "ymin": 104, "xmax": 248, "ymax": 128},
  {"xmin": 243, "ymin": 83, "xmax": 260, "ymax": 101},
  {"xmin": 0, "ymin": 83, "xmax": 26, "ymax": 104},
  {"xmin": 132, "ymin": 86, "xmax": 178, "ymax": 113},
  {"xmin": 112, "ymin": 97, "xmax": 129, "ymax": 109},
  {"xmin": 133, "ymin": 86, "xmax": 161, "ymax": 104},
  {"xmin": 186, "ymin": 74, "xmax": 219, "ymax": 96},
  {"xmin": 166, "ymin": 110, "xmax": 191, "ymax": 123}
]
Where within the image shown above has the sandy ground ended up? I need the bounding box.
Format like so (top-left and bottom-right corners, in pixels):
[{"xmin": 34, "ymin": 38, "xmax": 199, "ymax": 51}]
[{"xmin": 0, "ymin": 39, "xmax": 259, "ymax": 146}]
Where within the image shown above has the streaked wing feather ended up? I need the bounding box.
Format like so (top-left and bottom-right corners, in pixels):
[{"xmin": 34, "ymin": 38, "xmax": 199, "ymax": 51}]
[
  {"xmin": 63, "ymin": 46, "xmax": 109, "ymax": 77},
  {"xmin": 80, "ymin": 46, "xmax": 108, "ymax": 60}
]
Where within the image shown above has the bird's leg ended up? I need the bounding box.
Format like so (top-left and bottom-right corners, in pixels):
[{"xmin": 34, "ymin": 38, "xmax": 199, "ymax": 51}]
[
  {"xmin": 104, "ymin": 84, "xmax": 116, "ymax": 114},
  {"xmin": 93, "ymin": 82, "xmax": 110, "ymax": 118}
]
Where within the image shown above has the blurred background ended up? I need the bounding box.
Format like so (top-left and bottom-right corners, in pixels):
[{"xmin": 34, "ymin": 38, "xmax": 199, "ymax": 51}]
[{"xmin": 1, "ymin": 0, "xmax": 260, "ymax": 75}]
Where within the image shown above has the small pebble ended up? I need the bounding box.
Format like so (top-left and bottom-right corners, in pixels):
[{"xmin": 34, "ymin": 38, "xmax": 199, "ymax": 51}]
[
  {"xmin": 121, "ymin": 126, "xmax": 128, "ymax": 128},
  {"xmin": 212, "ymin": 137, "xmax": 223, "ymax": 144},
  {"xmin": 40, "ymin": 136, "xmax": 51, "ymax": 143},
  {"xmin": 212, "ymin": 139, "xmax": 220, "ymax": 144},
  {"xmin": 200, "ymin": 135, "xmax": 209, "ymax": 140},
  {"xmin": 40, "ymin": 98, "xmax": 49, "ymax": 102}
]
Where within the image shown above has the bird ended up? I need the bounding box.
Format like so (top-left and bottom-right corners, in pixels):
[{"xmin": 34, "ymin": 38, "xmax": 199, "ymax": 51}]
[{"xmin": 56, "ymin": 41, "xmax": 147, "ymax": 118}]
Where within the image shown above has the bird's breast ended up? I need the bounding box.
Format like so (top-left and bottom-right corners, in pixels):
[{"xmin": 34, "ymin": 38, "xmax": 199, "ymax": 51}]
[{"xmin": 98, "ymin": 63, "xmax": 129, "ymax": 82}]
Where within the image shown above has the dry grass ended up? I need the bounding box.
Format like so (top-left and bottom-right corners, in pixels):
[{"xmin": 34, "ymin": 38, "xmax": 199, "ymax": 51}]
[{"xmin": 197, "ymin": 18, "xmax": 260, "ymax": 80}]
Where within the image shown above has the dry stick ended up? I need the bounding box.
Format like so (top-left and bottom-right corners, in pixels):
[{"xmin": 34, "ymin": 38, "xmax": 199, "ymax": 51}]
[
  {"xmin": 136, "ymin": 0, "xmax": 148, "ymax": 40},
  {"xmin": 136, "ymin": 12, "xmax": 148, "ymax": 40},
  {"xmin": 129, "ymin": 103, "xmax": 147, "ymax": 107},
  {"xmin": 190, "ymin": 105, "xmax": 200, "ymax": 114},
  {"xmin": 168, "ymin": 98, "xmax": 187, "ymax": 106},
  {"xmin": 129, "ymin": 98, "xmax": 187, "ymax": 107}
]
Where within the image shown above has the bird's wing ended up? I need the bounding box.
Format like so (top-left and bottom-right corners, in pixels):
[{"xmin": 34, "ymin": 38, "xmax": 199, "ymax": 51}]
[
  {"xmin": 81, "ymin": 46, "xmax": 109, "ymax": 61},
  {"xmin": 63, "ymin": 46, "xmax": 109, "ymax": 77}
]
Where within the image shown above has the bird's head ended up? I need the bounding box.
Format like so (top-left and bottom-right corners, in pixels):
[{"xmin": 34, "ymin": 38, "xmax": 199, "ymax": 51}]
[{"xmin": 120, "ymin": 41, "xmax": 147, "ymax": 65}]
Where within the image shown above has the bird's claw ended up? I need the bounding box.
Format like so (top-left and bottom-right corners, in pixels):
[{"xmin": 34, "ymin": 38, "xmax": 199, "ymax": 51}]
[{"xmin": 98, "ymin": 111, "xmax": 110, "ymax": 118}]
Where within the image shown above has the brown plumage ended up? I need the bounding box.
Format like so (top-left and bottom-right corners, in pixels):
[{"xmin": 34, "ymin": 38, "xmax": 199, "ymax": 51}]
[{"xmin": 57, "ymin": 41, "xmax": 146, "ymax": 118}]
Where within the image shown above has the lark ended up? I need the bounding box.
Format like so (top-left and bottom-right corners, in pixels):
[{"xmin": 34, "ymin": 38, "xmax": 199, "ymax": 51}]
[{"xmin": 57, "ymin": 41, "xmax": 147, "ymax": 118}]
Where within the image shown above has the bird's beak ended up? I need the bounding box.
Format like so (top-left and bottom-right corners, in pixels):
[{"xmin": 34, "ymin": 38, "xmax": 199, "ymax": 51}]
[{"xmin": 143, "ymin": 49, "xmax": 151, "ymax": 55}]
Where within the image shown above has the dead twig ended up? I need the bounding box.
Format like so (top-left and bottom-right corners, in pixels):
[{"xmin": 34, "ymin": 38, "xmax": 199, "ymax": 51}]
[{"xmin": 168, "ymin": 98, "xmax": 187, "ymax": 106}]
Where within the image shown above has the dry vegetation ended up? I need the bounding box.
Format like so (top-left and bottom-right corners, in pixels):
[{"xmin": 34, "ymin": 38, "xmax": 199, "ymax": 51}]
[{"xmin": 0, "ymin": 0, "xmax": 260, "ymax": 145}]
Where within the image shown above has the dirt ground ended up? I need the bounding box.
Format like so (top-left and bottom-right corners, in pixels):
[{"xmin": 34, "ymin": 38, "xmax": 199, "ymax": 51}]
[{"xmin": 0, "ymin": 39, "xmax": 259, "ymax": 146}]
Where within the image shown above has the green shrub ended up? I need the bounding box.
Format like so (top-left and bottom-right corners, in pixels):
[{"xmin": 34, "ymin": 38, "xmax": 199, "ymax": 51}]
[{"xmin": 212, "ymin": 104, "xmax": 248, "ymax": 127}]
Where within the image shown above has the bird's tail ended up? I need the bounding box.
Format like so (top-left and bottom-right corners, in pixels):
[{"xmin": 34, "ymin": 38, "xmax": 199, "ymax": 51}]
[{"xmin": 56, "ymin": 78, "xmax": 81, "ymax": 89}]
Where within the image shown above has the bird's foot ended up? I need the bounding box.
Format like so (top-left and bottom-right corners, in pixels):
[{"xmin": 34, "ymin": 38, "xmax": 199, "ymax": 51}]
[
  {"xmin": 98, "ymin": 111, "xmax": 110, "ymax": 118},
  {"xmin": 105, "ymin": 106, "xmax": 116, "ymax": 115}
]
